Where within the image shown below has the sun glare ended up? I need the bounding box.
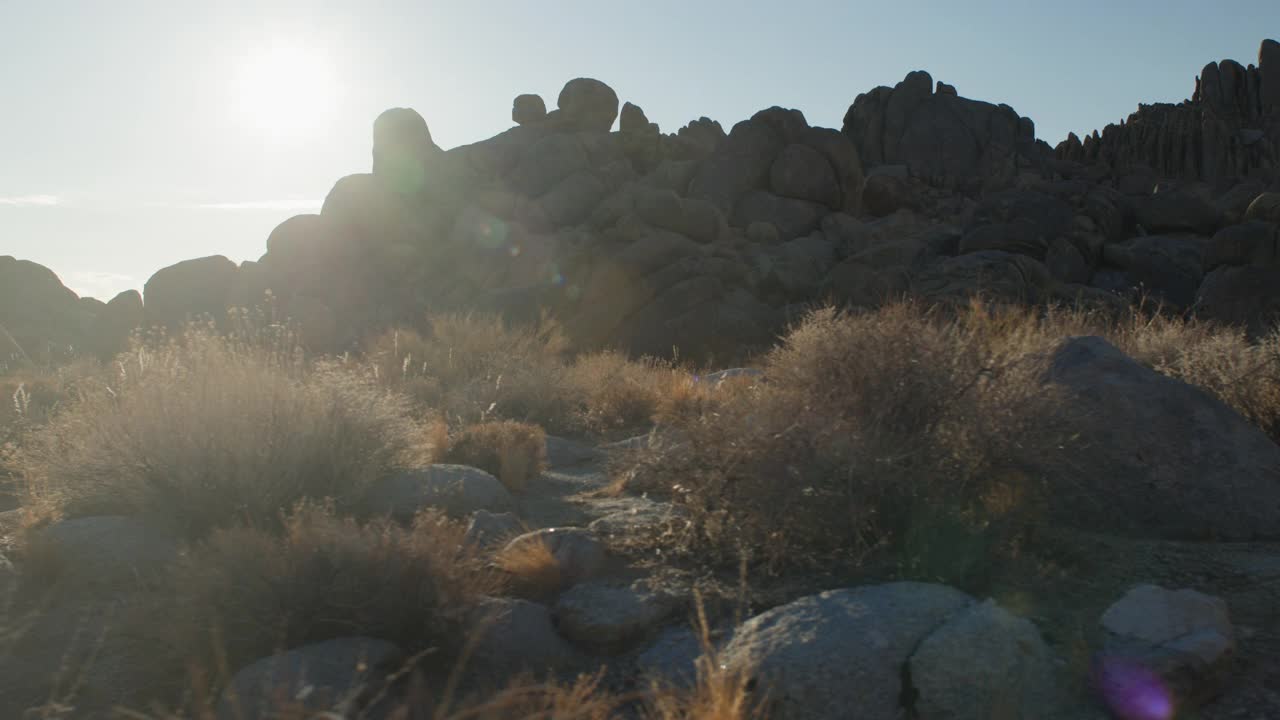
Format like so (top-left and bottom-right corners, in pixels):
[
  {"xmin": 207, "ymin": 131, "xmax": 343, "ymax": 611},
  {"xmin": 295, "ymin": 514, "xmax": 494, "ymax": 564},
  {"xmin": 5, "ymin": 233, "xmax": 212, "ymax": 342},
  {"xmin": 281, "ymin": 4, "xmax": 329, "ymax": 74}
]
[{"xmin": 234, "ymin": 43, "xmax": 338, "ymax": 142}]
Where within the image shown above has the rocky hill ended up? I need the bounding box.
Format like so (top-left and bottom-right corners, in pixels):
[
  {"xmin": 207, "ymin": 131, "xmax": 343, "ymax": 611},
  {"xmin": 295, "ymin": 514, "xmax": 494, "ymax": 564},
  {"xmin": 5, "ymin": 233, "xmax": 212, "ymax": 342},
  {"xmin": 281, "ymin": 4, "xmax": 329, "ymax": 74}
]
[{"xmin": 6, "ymin": 39, "xmax": 1280, "ymax": 364}]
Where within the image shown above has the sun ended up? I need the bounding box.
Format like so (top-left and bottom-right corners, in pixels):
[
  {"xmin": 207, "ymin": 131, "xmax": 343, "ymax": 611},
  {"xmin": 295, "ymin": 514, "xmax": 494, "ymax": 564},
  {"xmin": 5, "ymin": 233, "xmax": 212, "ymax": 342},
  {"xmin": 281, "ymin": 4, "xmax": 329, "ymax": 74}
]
[{"xmin": 233, "ymin": 43, "xmax": 338, "ymax": 142}]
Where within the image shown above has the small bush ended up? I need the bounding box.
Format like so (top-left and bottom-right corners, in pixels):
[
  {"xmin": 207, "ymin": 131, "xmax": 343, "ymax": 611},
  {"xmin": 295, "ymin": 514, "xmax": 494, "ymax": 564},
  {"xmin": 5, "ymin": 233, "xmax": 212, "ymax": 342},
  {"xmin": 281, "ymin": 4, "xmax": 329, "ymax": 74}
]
[
  {"xmin": 16, "ymin": 326, "xmax": 425, "ymax": 538},
  {"xmin": 441, "ymin": 421, "xmax": 547, "ymax": 493},
  {"xmin": 165, "ymin": 502, "xmax": 494, "ymax": 683}
]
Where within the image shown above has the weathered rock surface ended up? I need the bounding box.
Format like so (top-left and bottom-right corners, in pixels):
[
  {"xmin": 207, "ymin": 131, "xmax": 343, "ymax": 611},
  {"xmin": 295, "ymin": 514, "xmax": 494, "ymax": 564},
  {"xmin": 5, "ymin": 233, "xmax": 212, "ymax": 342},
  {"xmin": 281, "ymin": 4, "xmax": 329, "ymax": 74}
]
[
  {"xmin": 553, "ymin": 581, "xmax": 679, "ymax": 653},
  {"xmin": 1042, "ymin": 336, "xmax": 1280, "ymax": 539},
  {"xmin": 1096, "ymin": 585, "xmax": 1236, "ymax": 714},
  {"xmin": 720, "ymin": 582, "xmax": 973, "ymax": 720},
  {"xmin": 29, "ymin": 516, "xmax": 179, "ymax": 590},
  {"xmin": 364, "ymin": 464, "xmax": 514, "ymax": 520},
  {"xmin": 217, "ymin": 637, "xmax": 403, "ymax": 720}
]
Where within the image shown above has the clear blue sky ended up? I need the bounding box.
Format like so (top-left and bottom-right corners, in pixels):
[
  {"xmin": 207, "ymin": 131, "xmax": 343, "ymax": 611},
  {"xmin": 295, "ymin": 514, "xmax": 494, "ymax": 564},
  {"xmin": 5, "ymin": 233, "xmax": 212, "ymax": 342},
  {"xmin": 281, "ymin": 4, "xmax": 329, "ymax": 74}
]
[{"xmin": 3, "ymin": 0, "xmax": 1277, "ymax": 299}]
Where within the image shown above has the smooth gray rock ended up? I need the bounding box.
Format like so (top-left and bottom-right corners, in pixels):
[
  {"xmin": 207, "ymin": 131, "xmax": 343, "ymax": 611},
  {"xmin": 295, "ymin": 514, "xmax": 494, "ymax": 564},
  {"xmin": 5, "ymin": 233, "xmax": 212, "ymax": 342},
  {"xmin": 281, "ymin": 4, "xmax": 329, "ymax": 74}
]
[
  {"xmin": 1043, "ymin": 336, "xmax": 1280, "ymax": 539},
  {"xmin": 553, "ymin": 582, "xmax": 680, "ymax": 653},
  {"xmin": 364, "ymin": 464, "xmax": 514, "ymax": 520},
  {"xmin": 32, "ymin": 516, "xmax": 179, "ymax": 589},
  {"xmin": 910, "ymin": 599, "xmax": 1063, "ymax": 720},
  {"xmin": 217, "ymin": 637, "xmax": 403, "ymax": 720},
  {"xmin": 720, "ymin": 582, "xmax": 973, "ymax": 720},
  {"xmin": 470, "ymin": 597, "xmax": 579, "ymax": 679}
]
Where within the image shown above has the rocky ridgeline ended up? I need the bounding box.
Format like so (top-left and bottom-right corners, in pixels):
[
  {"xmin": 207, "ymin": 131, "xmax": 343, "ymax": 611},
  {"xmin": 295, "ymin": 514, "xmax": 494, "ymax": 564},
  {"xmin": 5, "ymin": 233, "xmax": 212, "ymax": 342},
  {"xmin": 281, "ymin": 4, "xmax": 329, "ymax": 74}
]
[{"xmin": 6, "ymin": 40, "xmax": 1280, "ymax": 364}]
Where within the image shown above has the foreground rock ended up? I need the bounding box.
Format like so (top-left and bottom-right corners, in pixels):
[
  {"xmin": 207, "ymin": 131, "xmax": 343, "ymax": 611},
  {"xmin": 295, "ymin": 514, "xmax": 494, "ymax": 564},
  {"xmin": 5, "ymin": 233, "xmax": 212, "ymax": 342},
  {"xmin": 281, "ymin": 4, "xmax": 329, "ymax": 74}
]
[
  {"xmin": 217, "ymin": 637, "xmax": 403, "ymax": 720},
  {"xmin": 1096, "ymin": 585, "xmax": 1236, "ymax": 714},
  {"xmin": 28, "ymin": 516, "xmax": 179, "ymax": 590},
  {"xmin": 1042, "ymin": 336, "xmax": 1280, "ymax": 540},
  {"xmin": 553, "ymin": 581, "xmax": 680, "ymax": 653},
  {"xmin": 722, "ymin": 582, "xmax": 1016, "ymax": 720},
  {"xmin": 364, "ymin": 464, "xmax": 514, "ymax": 520},
  {"xmin": 469, "ymin": 597, "xmax": 580, "ymax": 680}
]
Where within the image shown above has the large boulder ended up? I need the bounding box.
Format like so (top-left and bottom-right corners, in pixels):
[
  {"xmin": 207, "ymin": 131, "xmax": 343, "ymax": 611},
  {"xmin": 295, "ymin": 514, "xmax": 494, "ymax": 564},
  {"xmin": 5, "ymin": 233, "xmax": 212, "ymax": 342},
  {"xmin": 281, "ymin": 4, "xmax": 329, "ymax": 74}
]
[
  {"xmin": 1100, "ymin": 234, "xmax": 1206, "ymax": 308},
  {"xmin": 511, "ymin": 94, "xmax": 547, "ymax": 126},
  {"xmin": 469, "ymin": 597, "xmax": 579, "ymax": 680},
  {"xmin": 363, "ymin": 464, "xmax": 514, "ymax": 520},
  {"xmin": 634, "ymin": 188, "xmax": 725, "ymax": 243},
  {"xmin": 1245, "ymin": 191, "xmax": 1280, "ymax": 224},
  {"xmin": 770, "ymin": 143, "xmax": 840, "ymax": 208},
  {"xmin": 143, "ymin": 255, "xmax": 238, "ymax": 329},
  {"xmin": 1041, "ymin": 336, "xmax": 1280, "ymax": 539},
  {"xmin": 0, "ymin": 256, "xmax": 95, "ymax": 361},
  {"xmin": 912, "ymin": 251, "xmax": 1052, "ymax": 305},
  {"xmin": 552, "ymin": 581, "xmax": 679, "ymax": 653},
  {"xmin": 1195, "ymin": 265, "xmax": 1280, "ymax": 334},
  {"xmin": 910, "ymin": 599, "xmax": 1062, "ymax": 719},
  {"xmin": 1133, "ymin": 186, "xmax": 1224, "ymax": 235},
  {"xmin": 86, "ymin": 289, "xmax": 143, "ymax": 359},
  {"xmin": 217, "ymin": 637, "xmax": 403, "ymax": 720},
  {"xmin": 1096, "ymin": 585, "xmax": 1236, "ymax": 714},
  {"xmin": 1204, "ymin": 220, "xmax": 1280, "ymax": 270},
  {"xmin": 27, "ymin": 516, "xmax": 179, "ymax": 590},
  {"xmin": 555, "ymin": 78, "xmax": 619, "ymax": 133},
  {"xmin": 372, "ymin": 107, "xmax": 440, "ymax": 194},
  {"xmin": 732, "ymin": 190, "xmax": 826, "ymax": 240},
  {"xmin": 720, "ymin": 582, "xmax": 973, "ymax": 720},
  {"xmin": 687, "ymin": 108, "xmax": 801, "ymax": 214}
]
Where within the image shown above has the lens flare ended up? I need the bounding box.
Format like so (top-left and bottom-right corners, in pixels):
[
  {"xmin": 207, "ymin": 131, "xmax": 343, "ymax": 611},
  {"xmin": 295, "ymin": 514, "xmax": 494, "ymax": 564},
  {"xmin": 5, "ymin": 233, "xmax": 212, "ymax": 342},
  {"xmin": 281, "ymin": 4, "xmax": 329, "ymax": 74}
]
[{"xmin": 1093, "ymin": 656, "xmax": 1174, "ymax": 720}]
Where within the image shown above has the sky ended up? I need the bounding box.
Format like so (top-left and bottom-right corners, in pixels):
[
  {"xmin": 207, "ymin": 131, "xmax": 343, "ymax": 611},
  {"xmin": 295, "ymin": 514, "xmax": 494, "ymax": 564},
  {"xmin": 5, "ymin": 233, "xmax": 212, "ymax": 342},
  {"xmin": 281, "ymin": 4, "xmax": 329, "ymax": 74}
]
[{"xmin": 3, "ymin": 1, "xmax": 1278, "ymax": 300}]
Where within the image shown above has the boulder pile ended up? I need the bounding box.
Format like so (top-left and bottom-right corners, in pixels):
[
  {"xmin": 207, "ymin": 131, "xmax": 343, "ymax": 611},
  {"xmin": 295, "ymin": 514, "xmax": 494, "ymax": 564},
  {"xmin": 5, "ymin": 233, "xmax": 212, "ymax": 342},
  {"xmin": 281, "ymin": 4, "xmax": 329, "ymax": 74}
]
[{"xmin": 5, "ymin": 40, "xmax": 1280, "ymax": 363}]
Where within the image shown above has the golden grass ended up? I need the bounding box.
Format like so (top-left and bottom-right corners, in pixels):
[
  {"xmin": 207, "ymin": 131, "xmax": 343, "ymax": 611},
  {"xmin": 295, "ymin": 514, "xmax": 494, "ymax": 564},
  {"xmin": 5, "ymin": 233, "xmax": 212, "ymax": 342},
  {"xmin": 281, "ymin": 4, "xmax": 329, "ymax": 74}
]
[
  {"xmin": 14, "ymin": 325, "xmax": 427, "ymax": 538},
  {"xmin": 366, "ymin": 313, "xmax": 577, "ymax": 432},
  {"xmin": 442, "ymin": 421, "xmax": 548, "ymax": 494},
  {"xmin": 492, "ymin": 534, "xmax": 563, "ymax": 601}
]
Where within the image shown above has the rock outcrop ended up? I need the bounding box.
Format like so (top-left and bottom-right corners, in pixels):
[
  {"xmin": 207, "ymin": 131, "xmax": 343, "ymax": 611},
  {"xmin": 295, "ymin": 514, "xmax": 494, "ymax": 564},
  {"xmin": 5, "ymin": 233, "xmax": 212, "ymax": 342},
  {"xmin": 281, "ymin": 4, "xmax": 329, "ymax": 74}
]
[
  {"xmin": 1056, "ymin": 40, "xmax": 1280, "ymax": 184},
  {"xmin": 8, "ymin": 39, "xmax": 1280, "ymax": 367}
]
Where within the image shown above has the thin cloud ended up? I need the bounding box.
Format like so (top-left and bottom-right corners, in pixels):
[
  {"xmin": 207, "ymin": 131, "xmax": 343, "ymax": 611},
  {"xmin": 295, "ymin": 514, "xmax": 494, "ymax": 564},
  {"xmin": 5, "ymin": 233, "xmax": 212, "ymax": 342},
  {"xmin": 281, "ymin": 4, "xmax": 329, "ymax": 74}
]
[
  {"xmin": 190, "ymin": 198, "xmax": 322, "ymax": 211},
  {"xmin": 0, "ymin": 194, "xmax": 60, "ymax": 207}
]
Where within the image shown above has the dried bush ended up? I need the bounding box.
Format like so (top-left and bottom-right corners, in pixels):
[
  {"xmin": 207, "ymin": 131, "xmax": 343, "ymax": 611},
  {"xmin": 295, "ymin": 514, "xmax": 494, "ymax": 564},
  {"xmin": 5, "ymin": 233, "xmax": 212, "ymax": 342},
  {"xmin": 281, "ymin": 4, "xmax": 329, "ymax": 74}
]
[
  {"xmin": 16, "ymin": 325, "xmax": 425, "ymax": 538},
  {"xmin": 441, "ymin": 421, "xmax": 547, "ymax": 493},
  {"xmin": 615, "ymin": 303, "xmax": 1078, "ymax": 577}
]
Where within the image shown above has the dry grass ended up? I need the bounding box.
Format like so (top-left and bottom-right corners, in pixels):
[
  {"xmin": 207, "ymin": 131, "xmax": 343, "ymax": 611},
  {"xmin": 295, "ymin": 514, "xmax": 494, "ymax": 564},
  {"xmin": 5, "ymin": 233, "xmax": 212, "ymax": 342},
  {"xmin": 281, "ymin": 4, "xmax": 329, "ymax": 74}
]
[
  {"xmin": 367, "ymin": 312, "xmax": 718, "ymax": 439},
  {"xmin": 14, "ymin": 325, "xmax": 427, "ymax": 538},
  {"xmin": 492, "ymin": 534, "xmax": 563, "ymax": 600},
  {"xmin": 612, "ymin": 302, "xmax": 1080, "ymax": 577},
  {"xmin": 441, "ymin": 421, "xmax": 548, "ymax": 494},
  {"xmin": 366, "ymin": 313, "xmax": 577, "ymax": 432},
  {"xmin": 160, "ymin": 502, "xmax": 496, "ymax": 694}
]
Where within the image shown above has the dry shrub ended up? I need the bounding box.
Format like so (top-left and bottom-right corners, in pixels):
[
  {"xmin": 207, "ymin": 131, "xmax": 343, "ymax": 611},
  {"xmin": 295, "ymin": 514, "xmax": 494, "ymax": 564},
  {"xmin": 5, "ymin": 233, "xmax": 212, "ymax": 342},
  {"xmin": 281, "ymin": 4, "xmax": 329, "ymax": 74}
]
[
  {"xmin": 493, "ymin": 534, "xmax": 562, "ymax": 600},
  {"xmin": 616, "ymin": 303, "xmax": 1077, "ymax": 577},
  {"xmin": 16, "ymin": 325, "xmax": 425, "ymax": 538},
  {"xmin": 567, "ymin": 351, "xmax": 716, "ymax": 434},
  {"xmin": 441, "ymin": 421, "xmax": 547, "ymax": 493},
  {"xmin": 367, "ymin": 313, "xmax": 576, "ymax": 432},
  {"xmin": 164, "ymin": 502, "xmax": 494, "ymax": 685}
]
